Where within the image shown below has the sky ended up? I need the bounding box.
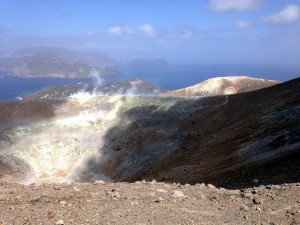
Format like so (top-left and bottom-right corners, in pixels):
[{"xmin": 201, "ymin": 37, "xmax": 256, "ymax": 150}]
[{"xmin": 0, "ymin": 0, "xmax": 300, "ymax": 64}]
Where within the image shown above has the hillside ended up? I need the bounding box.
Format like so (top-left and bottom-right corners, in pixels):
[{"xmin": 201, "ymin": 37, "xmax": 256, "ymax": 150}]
[
  {"xmin": 0, "ymin": 78, "xmax": 298, "ymax": 186},
  {"xmin": 168, "ymin": 76, "xmax": 280, "ymax": 96},
  {"xmin": 15, "ymin": 46, "xmax": 118, "ymax": 67},
  {"xmin": 22, "ymin": 78, "xmax": 168, "ymax": 100}
]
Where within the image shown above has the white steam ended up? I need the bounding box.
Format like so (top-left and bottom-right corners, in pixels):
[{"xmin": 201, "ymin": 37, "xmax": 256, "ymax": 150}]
[
  {"xmin": 0, "ymin": 95, "xmax": 183, "ymax": 184},
  {"xmin": 72, "ymin": 70, "xmax": 162, "ymax": 99},
  {"xmin": 0, "ymin": 96, "xmax": 125, "ymax": 184},
  {"xmin": 89, "ymin": 69, "xmax": 104, "ymax": 87}
]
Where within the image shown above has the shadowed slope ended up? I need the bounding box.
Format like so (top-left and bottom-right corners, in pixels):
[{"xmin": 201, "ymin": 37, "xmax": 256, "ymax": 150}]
[{"xmin": 91, "ymin": 78, "xmax": 299, "ymax": 188}]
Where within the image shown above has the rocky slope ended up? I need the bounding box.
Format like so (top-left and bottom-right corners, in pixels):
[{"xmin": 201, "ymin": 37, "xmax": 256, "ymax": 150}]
[
  {"xmin": 168, "ymin": 76, "xmax": 280, "ymax": 96},
  {"xmin": 0, "ymin": 78, "xmax": 299, "ymax": 187}
]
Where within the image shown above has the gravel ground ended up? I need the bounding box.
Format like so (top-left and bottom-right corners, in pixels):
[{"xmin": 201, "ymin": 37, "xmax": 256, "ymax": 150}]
[{"xmin": 0, "ymin": 181, "xmax": 299, "ymax": 225}]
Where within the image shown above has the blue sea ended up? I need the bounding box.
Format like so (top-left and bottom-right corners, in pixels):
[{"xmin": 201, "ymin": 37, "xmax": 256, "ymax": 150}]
[{"xmin": 0, "ymin": 64, "xmax": 299, "ymax": 100}]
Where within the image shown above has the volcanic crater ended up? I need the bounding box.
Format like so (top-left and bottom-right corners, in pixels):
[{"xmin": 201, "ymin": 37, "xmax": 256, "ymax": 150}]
[{"xmin": 0, "ymin": 77, "xmax": 299, "ymax": 188}]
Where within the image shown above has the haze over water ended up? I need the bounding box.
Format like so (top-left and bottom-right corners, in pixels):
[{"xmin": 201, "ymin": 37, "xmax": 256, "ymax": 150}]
[{"xmin": 1, "ymin": 63, "xmax": 299, "ymax": 100}]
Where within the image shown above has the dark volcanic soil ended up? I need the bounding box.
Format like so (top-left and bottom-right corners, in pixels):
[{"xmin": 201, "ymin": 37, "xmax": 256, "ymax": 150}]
[{"xmin": 90, "ymin": 78, "xmax": 300, "ymax": 188}]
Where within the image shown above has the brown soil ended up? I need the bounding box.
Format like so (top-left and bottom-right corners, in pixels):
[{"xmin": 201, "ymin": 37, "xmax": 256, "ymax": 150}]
[{"xmin": 0, "ymin": 181, "xmax": 299, "ymax": 225}]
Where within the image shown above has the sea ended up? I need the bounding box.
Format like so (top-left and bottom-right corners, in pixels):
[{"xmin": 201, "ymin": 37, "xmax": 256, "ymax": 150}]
[{"xmin": 0, "ymin": 64, "xmax": 299, "ymax": 100}]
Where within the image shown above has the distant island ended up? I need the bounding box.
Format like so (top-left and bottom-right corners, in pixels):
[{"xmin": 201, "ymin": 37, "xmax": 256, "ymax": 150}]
[
  {"xmin": 0, "ymin": 46, "xmax": 119, "ymax": 78},
  {"xmin": 0, "ymin": 46, "xmax": 170, "ymax": 78}
]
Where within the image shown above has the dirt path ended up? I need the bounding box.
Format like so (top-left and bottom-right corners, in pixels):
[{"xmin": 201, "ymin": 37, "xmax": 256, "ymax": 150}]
[{"xmin": 0, "ymin": 181, "xmax": 299, "ymax": 225}]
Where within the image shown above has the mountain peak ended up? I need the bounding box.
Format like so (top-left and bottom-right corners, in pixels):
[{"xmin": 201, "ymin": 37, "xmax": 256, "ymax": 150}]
[{"xmin": 168, "ymin": 76, "xmax": 280, "ymax": 96}]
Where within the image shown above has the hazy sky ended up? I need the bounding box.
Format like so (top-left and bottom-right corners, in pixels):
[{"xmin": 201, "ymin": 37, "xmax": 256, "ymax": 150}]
[{"xmin": 0, "ymin": 0, "xmax": 300, "ymax": 64}]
